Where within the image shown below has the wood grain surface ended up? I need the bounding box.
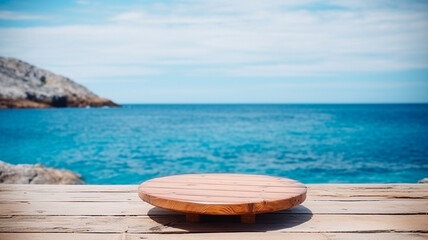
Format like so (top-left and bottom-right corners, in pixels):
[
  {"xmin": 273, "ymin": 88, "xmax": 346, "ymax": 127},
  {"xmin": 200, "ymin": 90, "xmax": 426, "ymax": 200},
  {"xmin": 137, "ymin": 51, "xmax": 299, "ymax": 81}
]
[
  {"xmin": 138, "ymin": 174, "xmax": 307, "ymax": 216},
  {"xmin": 0, "ymin": 183, "xmax": 427, "ymax": 239}
]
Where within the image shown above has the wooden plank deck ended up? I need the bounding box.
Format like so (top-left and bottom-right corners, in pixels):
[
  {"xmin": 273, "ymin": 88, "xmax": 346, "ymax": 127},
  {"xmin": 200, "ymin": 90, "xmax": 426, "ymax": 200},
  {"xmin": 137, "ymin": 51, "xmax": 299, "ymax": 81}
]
[{"xmin": 0, "ymin": 184, "xmax": 427, "ymax": 239}]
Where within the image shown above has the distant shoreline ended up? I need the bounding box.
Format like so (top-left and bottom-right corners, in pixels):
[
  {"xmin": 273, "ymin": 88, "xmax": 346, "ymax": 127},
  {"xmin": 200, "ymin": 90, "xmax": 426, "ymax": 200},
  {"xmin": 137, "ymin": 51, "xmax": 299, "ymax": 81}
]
[
  {"xmin": 118, "ymin": 103, "xmax": 428, "ymax": 105},
  {"xmin": 0, "ymin": 57, "xmax": 120, "ymax": 109}
]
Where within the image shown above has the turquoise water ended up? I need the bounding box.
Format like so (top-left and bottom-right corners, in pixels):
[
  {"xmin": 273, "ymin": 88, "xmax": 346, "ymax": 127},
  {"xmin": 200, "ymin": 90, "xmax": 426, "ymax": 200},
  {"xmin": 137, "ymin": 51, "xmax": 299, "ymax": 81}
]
[{"xmin": 0, "ymin": 104, "xmax": 427, "ymax": 184}]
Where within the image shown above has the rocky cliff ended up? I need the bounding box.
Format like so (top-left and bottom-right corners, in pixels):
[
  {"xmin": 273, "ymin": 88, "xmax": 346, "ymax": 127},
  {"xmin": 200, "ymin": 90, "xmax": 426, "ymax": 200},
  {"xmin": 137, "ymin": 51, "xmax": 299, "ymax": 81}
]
[
  {"xmin": 0, "ymin": 57, "xmax": 119, "ymax": 108},
  {"xmin": 0, "ymin": 160, "xmax": 85, "ymax": 184}
]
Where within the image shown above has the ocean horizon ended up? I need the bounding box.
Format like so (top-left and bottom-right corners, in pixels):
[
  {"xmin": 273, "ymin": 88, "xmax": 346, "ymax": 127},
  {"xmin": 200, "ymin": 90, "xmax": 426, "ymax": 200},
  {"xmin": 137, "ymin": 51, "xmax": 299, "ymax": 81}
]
[{"xmin": 1, "ymin": 103, "xmax": 427, "ymax": 184}]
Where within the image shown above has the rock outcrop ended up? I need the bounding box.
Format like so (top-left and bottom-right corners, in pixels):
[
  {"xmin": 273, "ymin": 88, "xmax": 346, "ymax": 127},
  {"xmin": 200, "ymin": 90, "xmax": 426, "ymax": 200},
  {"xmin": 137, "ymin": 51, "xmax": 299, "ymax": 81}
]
[
  {"xmin": 418, "ymin": 178, "xmax": 428, "ymax": 184},
  {"xmin": 0, "ymin": 160, "xmax": 85, "ymax": 184},
  {"xmin": 0, "ymin": 57, "xmax": 119, "ymax": 108}
]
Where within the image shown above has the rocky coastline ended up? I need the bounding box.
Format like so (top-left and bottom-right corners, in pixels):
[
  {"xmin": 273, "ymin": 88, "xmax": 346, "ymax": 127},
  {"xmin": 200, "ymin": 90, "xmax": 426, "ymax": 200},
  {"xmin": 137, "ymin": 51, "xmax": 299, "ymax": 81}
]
[
  {"xmin": 0, "ymin": 160, "xmax": 85, "ymax": 184},
  {"xmin": 0, "ymin": 57, "xmax": 119, "ymax": 109},
  {"xmin": 418, "ymin": 178, "xmax": 428, "ymax": 184}
]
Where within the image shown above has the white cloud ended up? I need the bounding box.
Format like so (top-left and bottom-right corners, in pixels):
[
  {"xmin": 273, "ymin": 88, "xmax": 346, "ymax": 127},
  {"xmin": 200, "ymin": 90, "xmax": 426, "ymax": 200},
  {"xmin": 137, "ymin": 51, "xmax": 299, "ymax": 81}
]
[
  {"xmin": 226, "ymin": 58, "xmax": 428, "ymax": 77},
  {"xmin": 0, "ymin": 11, "xmax": 45, "ymax": 20},
  {"xmin": 46, "ymin": 64, "xmax": 161, "ymax": 82},
  {"xmin": 266, "ymin": 80, "xmax": 428, "ymax": 90},
  {"xmin": 0, "ymin": 0, "xmax": 427, "ymax": 81},
  {"xmin": 111, "ymin": 12, "xmax": 145, "ymax": 21}
]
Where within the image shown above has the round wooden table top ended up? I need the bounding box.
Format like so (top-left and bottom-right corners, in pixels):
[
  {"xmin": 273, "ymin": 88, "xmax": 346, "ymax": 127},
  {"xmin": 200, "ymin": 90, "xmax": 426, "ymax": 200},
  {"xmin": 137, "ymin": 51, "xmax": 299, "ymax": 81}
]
[{"xmin": 138, "ymin": 174, "xmax": 307, "ymax": 216}]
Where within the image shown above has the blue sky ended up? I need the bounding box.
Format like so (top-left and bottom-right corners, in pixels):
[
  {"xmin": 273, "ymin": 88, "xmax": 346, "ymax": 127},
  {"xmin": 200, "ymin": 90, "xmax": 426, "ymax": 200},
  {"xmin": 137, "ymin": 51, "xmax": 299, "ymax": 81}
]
[{"xmin": 0, "ymin": 0, "xmax": 427, "ymax": 103}]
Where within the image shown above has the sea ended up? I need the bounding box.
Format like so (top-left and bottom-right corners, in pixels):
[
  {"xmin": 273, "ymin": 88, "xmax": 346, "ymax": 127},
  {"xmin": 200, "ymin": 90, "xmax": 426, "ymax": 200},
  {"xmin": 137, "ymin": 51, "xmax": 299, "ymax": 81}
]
[{"xmin": 0, "ymin": 104, "xmax": 427, "ymax": 184}]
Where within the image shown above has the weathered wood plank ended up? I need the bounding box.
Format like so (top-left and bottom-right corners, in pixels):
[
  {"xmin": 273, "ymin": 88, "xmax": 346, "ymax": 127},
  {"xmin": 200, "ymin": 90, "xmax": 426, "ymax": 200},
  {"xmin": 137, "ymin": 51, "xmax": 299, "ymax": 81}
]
[
  {"xmin": 0, "ymin": 191, "xmax": 138, "ymax": 202},
  {"xmin": 0, "ymin": 184, "xmax": 137, "ymax": 192},
  {"xmin": 0, "ymin": 232, "xmax": 427, "ymax": 240},
  {"xmin": 1, "ymin": 184, "xmax": 426, "ymax": 200},
  {"xmin": 2, "ymin": 184, "xmax": 427, "ymax": 193},
  {"xmin": 1, "ymin": 200, "xmax": 426, "ymax": 216},
  {"xmin": 1, "ymin": 190, "xmax": 427, "ymax": 202},
  {"xmin": 0, "ymin": 215, "xmax": 427, "ymax": 233},
  {"xmin": 0, "ymin": 184, "xmax": 426, "ymax": 238},
  {"xmin": 306, "ymin": 184, "xmax": 428, "ymax": 200}
]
